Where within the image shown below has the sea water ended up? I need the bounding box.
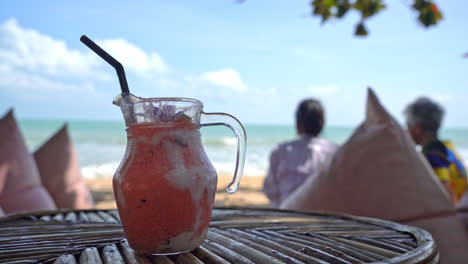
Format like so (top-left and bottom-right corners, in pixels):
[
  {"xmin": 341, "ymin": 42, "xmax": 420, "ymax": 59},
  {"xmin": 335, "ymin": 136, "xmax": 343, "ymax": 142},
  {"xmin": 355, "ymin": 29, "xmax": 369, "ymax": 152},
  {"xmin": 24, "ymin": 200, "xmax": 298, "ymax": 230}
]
[{"xmin": 18, "ymin": 119, "xmax": 468, "ymax": 178}]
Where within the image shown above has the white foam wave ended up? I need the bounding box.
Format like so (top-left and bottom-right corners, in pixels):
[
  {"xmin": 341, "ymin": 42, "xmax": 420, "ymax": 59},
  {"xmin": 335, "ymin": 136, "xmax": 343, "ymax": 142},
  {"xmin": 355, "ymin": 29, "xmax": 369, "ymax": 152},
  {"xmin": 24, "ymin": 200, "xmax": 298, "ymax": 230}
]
[
  {"xmin": 209, "ymin": 161, "xmax": 265, "ymax": 177},
  {"xmin": 80, "ymin": 161, "xmax": 265, "ymax": 179},
  {"xmin": 202, "ymin": 137, "xmax": 237, "ymax": 147},
  {"xmin": 81, "ymin": 162, "xmax": 120, "ymax": 179},
  {"xmin": 222, "ymin": 137, "xmax": 237, "ymax": 146}
]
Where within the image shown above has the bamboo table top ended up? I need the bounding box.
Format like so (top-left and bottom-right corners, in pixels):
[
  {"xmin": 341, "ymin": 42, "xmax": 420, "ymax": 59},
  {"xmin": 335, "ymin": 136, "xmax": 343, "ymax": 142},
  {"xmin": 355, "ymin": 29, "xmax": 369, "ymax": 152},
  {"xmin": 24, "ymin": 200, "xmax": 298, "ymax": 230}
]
[{"xmin": 0, "ymin": 208, "xmax": 438, "ymax": 264}]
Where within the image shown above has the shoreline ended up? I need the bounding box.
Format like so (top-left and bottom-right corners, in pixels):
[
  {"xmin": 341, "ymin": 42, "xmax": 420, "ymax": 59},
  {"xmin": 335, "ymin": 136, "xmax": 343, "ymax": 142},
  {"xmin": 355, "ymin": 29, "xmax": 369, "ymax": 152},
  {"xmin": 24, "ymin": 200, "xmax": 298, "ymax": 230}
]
[{"xmin": 85, "ymin": 174, "xmax": 270, "ymax": 209}]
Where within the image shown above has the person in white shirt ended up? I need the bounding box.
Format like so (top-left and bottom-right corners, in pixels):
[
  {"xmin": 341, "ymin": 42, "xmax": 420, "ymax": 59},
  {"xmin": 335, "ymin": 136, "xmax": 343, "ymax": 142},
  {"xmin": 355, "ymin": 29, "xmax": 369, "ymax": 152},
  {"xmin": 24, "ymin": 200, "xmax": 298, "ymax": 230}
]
[{"xmin": 264, "ymin": 99, "xmax": 338, "ymax": 208}]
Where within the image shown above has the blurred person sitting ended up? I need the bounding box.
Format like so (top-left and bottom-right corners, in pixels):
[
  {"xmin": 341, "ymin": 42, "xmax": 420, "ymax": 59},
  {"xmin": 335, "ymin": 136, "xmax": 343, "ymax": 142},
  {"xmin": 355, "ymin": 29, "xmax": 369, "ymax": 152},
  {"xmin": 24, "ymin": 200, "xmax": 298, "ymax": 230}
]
[
  {"xmin": 404, "ymin": 97, "xmax": 467, "ymax": 204},
  {"xmin": 263, "ymin": 99, "xmax": 338, "ymax": 208}
]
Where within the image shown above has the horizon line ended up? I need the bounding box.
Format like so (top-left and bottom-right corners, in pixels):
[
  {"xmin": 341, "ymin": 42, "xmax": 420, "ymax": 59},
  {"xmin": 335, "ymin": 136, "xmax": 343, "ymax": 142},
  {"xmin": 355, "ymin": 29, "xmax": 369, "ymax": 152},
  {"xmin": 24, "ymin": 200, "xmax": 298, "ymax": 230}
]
[{"xmin": 15, "ymin": 117, "xmax": 468, "ymax": 130}]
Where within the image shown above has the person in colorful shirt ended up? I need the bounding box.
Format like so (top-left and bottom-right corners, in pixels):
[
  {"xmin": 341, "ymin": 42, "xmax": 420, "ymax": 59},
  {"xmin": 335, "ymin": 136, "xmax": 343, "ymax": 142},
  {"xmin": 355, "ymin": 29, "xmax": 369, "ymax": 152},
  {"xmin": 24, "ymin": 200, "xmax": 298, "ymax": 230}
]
[
  {"xmin": 264, "ymin": 99, "xmax": 338, "ymax": 208},
  {"xmin": 404, "ymin": 97, "xmax": 467, "ymax": 204}
]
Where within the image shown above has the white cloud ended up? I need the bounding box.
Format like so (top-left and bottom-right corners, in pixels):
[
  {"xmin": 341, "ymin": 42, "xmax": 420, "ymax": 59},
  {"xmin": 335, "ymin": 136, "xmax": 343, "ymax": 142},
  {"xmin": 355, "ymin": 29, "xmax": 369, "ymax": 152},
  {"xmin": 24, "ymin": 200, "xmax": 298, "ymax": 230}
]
[
  {"xmin": 307, "ymin": 85, "xmax": 338, "ymax": 98},
  {"xmin": 0, "ymin": 18, "xmax": 257, "ymax": 121},
  {"xmin": 97, "ymin": 39, "xmax": 169, "ymax": 76},
  {"xmin": 0, "ymin": 18, "xmax": 170, "ymax": 85},
  {"xmin": 0, "ymin": 18, "xmax": 105, "ymax": 79},
  {"xmin": 0, "ymin": 62, "xmax": 96, "ymax": 93},
  {"xmin": 200, "ymin": 69, "xmax": 247, "ymax": 92}
]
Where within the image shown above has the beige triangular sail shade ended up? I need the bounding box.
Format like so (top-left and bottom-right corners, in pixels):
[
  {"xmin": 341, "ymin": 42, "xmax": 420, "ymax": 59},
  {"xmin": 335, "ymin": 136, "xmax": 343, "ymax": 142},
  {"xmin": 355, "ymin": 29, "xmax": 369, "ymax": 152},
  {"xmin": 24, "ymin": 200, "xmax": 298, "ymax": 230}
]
[
  {"xmin": 282, "ymin": 88, "xmax": 453, "ymax": 221},
  {"xmin": 456, "ymin": 190, "xmax": 468, "ymax": 232},
  {"xmin": 365, "ymin": 87, "xmax": 393, "ymax": 124},
  {"xmin": 281, "ymin": 88, "xmax": 468, "ymax": 263},
  {"xmin": 405, "ymin": 217, "xmax": 468, "ymax": 264},
  {"xmin": 34, "ymin": 124, "xmax": 94, "ymax": 209},
  {"xmin": 0, "ymin": 110, "xmax": 56, "ymax": 213}
]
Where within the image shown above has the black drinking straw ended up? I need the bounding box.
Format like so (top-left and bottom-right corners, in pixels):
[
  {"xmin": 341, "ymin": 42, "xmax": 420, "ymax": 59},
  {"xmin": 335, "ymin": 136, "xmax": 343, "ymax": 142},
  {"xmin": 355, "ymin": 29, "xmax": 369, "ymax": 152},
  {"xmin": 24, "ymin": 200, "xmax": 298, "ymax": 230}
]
[{"xmin": 80, "ymin": 35, "xmax": 130, "ymax": 95}]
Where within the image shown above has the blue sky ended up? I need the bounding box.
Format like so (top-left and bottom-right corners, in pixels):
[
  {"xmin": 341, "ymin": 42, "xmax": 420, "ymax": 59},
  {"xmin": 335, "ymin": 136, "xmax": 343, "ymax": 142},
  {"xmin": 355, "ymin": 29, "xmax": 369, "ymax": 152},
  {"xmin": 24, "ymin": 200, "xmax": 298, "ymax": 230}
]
[{"xmin": 0, "ymin": 0, "xmax": 467, "ymax": 127}]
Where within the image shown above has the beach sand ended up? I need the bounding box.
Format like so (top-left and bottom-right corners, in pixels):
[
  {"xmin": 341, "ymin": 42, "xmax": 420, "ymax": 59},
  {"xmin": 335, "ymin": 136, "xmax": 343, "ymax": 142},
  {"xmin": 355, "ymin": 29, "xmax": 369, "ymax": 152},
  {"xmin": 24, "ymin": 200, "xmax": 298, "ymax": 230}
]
[{"xmin": 85, "ymin": 174, "xmax": 270, "ymax": 209}]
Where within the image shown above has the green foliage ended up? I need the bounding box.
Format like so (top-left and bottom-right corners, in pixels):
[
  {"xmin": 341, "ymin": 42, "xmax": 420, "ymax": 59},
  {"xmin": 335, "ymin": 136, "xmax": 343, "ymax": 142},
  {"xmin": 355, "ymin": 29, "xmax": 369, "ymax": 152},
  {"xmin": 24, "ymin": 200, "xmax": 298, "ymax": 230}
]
[
  {"xmin": 412, "ymin": 0, "xmax": 443, "ymax": 27},
  {"xmin": 310, "ymin": 0, "xmax": 443, "ymax": 36},
  {"xmin": 355, "ymin": 22, "xmax": 368, "ymax": 36}
]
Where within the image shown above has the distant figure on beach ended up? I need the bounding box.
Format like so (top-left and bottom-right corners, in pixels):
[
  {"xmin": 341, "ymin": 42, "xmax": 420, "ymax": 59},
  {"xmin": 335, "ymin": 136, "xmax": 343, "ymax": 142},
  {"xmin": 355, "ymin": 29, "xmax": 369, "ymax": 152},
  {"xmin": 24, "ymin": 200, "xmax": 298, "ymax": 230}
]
[
  {"xmin": 404, "ymin": 97, "xmax": 467, "ymax": 204},
  {"xmin": 264, "ymin": 99, "xmax": 338, "ymax": 208}
]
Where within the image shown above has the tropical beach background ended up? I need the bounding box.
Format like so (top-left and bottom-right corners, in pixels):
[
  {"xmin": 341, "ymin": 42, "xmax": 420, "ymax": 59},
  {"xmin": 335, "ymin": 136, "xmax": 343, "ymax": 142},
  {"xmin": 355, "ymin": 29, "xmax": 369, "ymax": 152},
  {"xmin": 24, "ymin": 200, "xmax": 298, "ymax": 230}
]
[
  {"xmin": 1, "ymin": 1, "xmax": 467, "ymax": 208},
  {"xmin": 19, "ymin": 120, "xmax": 468, "ymax": 179},
  {"xmin": 17, "ymin": 119, "xmax": 468, "ymax": 208}
]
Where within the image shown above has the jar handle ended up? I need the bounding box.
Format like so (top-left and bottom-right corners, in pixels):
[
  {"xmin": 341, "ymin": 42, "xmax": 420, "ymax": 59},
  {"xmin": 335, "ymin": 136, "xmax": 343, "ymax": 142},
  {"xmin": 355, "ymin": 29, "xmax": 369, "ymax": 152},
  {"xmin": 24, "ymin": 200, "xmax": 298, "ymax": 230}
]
[{"xmin": 200, "ymin": 112, "xmax": 247, "ymax": 193}]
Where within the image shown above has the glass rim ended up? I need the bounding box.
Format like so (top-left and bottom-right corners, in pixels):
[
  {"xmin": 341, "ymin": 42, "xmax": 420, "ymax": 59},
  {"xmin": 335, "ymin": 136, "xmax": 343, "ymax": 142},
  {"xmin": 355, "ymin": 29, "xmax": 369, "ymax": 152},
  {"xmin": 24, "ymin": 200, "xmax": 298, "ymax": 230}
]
[
  {"xmin": 114, "ymin": 93, "xmax": 204, "ymax": 108},
  {"xmin": 137, "ymin": 97, "xmax": 203, "ymax": 105},
  {"xmin": 126, "ymin": 93, "xmax": 202, "ymax": 105}
]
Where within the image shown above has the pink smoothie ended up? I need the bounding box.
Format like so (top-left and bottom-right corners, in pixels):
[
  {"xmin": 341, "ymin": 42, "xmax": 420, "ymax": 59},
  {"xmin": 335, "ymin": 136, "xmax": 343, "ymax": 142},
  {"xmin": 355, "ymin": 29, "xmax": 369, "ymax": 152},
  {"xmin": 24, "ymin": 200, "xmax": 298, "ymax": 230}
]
[{"xmin": 113, "ymin": 121, "xmax": 217, "ymax": 254}]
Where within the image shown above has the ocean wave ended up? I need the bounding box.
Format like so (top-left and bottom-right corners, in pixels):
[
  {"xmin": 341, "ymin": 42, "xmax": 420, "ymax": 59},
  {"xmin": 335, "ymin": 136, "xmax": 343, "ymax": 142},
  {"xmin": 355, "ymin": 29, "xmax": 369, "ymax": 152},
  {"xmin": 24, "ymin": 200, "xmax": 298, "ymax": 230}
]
[
  {"xmin": 79, "ymin": 146, "xmax": 468, "ymax": 180},
  {"xmin": 81, "ymin": 163, "xmax": 120, "ymax": 179},
  {"xmin": 80, "ymin": 161, "xmax": 266, "ymax": 179},
  {"xmin": 210, "ymin": 161, "xmax": 265, "ymax": 176},
  {"xmin": 202, "ymin": 137, "xmax": 237, "ymax": 147},
  {"xmin": 77, "ymin": 150, "xmax": 468, "ymax": 180},
  {"xmin": 202, "ymin": 137, "xmax": 283, "ymax": 147}
]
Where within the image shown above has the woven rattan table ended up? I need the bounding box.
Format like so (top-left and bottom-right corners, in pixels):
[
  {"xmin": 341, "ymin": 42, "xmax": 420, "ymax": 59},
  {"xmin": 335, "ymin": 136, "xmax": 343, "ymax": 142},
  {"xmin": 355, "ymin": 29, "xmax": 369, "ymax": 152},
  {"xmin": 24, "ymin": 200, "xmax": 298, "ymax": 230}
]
[{"xmin": 0, "ymin": 208, "xmax": 437, "ymax": 264}]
